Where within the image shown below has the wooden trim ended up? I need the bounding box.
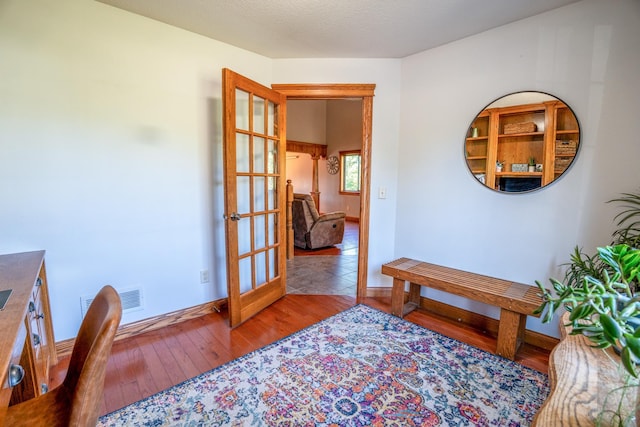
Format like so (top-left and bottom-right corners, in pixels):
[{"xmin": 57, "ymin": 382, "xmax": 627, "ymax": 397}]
[
  {"xmin": 356, "ymin": 96, "xmax": 373, "ymax": 300},
  {"xmin": 272, "ymin": 84, "xmax": 375, "ymax": 99},
  {"xmin": 345, "ymin": 216, "xmax": 359, "ymax": 223},
  {"xmin": 365, "ymin": 287, "xmax": 391, "ymax": 298},
  {"xmin": 286, "ymin": 180, "xmax": 294, "ymax": 260},
  {"xmin": 525, "ymin": 328, "xmax": 559, "ymax": 352},
  {"xmin": 56, "ymin": 290, "xmax": 557, "ymax": 359},
  {"xmin": 421, "ymin": 295, "xmax": 558, "ymax": 351},
  {"xmin": 286, "ymin": 140, "xmax": 327, "ymax": 158},
  {"xmin": 339, "ymin": 150, "xmax": 362, "ymax": 195},
  {"xmin": 274, "ymin": 83, "xmax": 375, "ymax": 304},
  {"xmin": 365, "ymin": 287, "xmax": 558, "ymax": 352},
  {"xmin": 56, "ymin": 299, "xmax": 228, "ymax": 359}
]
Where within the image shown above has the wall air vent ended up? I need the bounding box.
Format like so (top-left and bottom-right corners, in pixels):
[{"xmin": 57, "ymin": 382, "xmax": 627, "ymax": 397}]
[{"xmin": 80, "ymin": 286, "xmax": 143, "ymax": 317}]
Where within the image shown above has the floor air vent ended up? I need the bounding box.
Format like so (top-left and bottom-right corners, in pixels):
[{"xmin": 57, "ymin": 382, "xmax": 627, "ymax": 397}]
[{"xmin": 80, "ymin": 287, "xmax": 143, "ymax": 317}]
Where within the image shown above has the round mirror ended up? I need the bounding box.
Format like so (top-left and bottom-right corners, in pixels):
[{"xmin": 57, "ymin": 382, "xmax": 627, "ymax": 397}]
[{"xmin": 465, "ymin": 91, "xmax": 580, "ymax": 193}]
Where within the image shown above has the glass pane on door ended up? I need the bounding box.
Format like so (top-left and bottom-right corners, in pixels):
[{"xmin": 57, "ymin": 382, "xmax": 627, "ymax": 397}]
[
  {"xmin": 267, "ymin": 101, "xmax": 275, "ymax": 136},
  {"xmin": 236, "ymin": 89, "xmax": 250, "ymax": 131},
  {"xmin": 253, "ymin": 176, "xmax": 265, "ymax": 212},
  {"xmin": 254, "ymin": 137, "xmax": 265, "ymax": 173},
  {"xmin": 255, "ymin": 251, "xmax": 267, "ymax": 287},
  {"xmin": 239, "ymin": 257, "xmax": 252, "ymax": 293},
  {"xmin": 237, "ymin": 214, "xmax": 251, "ymax": 256},
  {"xmin": 267, "ymin": 139, "xmax": 277, "ymax": 174},
  {"xmin": 267, "ymin": 213, "xmax": 277, "ymax": 246},
  {"xmin": 237, "ymin": 176, "xmax": 250, "ymax": 215},
  {"xmin": 267, "ymin": 177, "xmax": 276, "ymax": 210},
  {"xmin": 254, "ymin": 214, "xmax": 266, "ymax": 249},
  {"xmin": 253, "ymin": 96, "xmax": 265, "ymax": 135},
  {"xmin": 268, "ymin": 248, "xmax": 277, "ymax": 280},
  {"xmin": 236, "ymin": 133, "xmax": 250, "ymax": 173}
]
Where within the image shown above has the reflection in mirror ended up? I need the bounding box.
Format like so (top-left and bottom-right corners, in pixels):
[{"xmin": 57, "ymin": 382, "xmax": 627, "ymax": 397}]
[{"xmin": 465, "ymin": 92, "xmax": 580, "ymax": 193}]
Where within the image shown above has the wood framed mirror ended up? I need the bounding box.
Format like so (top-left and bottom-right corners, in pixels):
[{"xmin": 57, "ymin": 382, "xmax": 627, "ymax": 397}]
[{"xmin": 465, "ymin": 92, "xmax": 580, "ymax": 193}]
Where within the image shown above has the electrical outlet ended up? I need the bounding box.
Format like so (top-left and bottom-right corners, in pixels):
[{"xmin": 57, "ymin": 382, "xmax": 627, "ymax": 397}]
[{"xmin": 200, "ymin": 270, "xmax": 209, "ymax": 284}]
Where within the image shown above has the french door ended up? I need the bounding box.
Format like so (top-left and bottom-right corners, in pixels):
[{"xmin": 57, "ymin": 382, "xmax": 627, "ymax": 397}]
[{"xmin": 222, "ymin": 69, "xmax": 287, "ymax": 327}]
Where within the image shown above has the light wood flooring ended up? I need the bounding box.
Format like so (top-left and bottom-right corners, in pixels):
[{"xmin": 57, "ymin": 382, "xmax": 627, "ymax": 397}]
[{"xmin": 49, "ymin": 294, "xmax": 550, "ymax": 417}]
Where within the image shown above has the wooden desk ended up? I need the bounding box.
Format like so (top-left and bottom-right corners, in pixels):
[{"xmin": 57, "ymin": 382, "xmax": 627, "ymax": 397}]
[
  {"xmin": 0, "ymin": 251, "xmax": 57, "ymax": 425},
  {"xmin": 533, "ymin": 312, "xmax": 638, "ymax": 426}
]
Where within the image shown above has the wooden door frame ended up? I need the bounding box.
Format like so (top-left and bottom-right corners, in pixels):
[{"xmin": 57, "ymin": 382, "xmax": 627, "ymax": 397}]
[{"xmin": 271, "ymin": 83, "xmax": 375, "ymax": 301}]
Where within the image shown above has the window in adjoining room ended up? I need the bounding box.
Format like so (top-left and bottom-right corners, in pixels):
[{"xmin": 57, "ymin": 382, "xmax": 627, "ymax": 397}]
[{"xmin": 339, "ymin": 150, "xmax": 361, "ymax": 195}]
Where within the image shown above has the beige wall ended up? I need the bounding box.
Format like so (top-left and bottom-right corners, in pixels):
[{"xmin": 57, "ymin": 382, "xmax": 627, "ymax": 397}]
[
  {"xmin": 323, "ymin": 100, "xmax": 362, "ymax": 217},
  {"xmin": 286, "ymin": 100, "xmax": 362, "ymax": 217}
]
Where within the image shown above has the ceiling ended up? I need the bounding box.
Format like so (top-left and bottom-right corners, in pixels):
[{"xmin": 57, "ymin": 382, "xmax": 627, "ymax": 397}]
[{"xmin": 98, "ymin": 0, "xmax": 580, "ymax": 59}]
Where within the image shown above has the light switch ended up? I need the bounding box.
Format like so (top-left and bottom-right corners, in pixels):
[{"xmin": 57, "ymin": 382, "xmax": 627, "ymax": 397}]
[{"xmin": 378, "ymin": 187, "xmax": 387, "ymax": 199}]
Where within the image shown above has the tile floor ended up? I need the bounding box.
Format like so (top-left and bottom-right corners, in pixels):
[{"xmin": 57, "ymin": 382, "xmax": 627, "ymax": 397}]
[
  {"xmin": 286, "ymin": 221, "xmax": 359, "ymax": 295},
  {"xmin": 286, "ymin": 255, "xmax": 358, "ymax": 295}
]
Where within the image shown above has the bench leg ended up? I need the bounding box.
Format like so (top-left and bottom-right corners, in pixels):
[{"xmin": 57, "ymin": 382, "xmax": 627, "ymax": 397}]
[
  {"xmin": 407, "ymin": 281, "xmax": 421, "ymax": 306},
  {"xmin": 496, "ymin": 309, "xmax": 527, "ymax": 360},
  {"xmin": 391, "ymin": 278, "xmax": 406, "ymax": 317},
  {"xmin": 391, "ymin": 279, "xmax": 421, "ymax": 318}
]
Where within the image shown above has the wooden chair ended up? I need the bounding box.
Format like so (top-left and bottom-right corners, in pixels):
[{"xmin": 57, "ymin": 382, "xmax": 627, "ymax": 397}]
[{"xmin": 5, "ymin": 285, "xmax": 122, "ymax": 427}]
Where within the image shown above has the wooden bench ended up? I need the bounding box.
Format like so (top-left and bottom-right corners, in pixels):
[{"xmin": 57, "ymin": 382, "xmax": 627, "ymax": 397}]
[{"xmin": 381, "ymin": 257, "xmax": 543, "ymax": 360}]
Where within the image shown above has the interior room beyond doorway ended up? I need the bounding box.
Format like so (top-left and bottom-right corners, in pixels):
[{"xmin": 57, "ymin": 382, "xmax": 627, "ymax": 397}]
[
  {"xmin": 287, "ymin": 220, "xmax": 359, "ymax": 295},
  {"xmin": 285, "ymin": 99, "xmax": 363, "ymax": 296}
]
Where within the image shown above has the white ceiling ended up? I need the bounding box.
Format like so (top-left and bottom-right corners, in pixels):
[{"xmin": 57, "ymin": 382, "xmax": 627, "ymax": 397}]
[{"xmin": 97, "ymin": 0, "xmax": 580, "ymax": 59}]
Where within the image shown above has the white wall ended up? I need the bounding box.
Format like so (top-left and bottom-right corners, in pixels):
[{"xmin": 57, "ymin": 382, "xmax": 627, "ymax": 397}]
[
  {"xmin": 397, "ymin": 0, "xmax": 640, "ymax": 337},
  {"xmin": 0, "ymin": 0, "xmax": 273, "ymax": 339},
  {"xmin": 3, "ymin": 0, "xmax": 637, "ymax": 343}
]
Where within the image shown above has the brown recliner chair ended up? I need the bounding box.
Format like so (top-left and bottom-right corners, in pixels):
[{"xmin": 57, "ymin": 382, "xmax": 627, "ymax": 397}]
[
  {"xmin": 5, "ymin": 285, "xmax": 122, "ymax": 427},
  {"xmin": 292, "ymin": 193, "xmax": 346, "ymax": 249}
]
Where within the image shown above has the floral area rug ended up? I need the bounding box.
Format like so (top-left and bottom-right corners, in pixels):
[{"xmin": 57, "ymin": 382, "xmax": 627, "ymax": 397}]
[{"xmin": 98, "ymin": 304, "xmax": 549, "ymax": 426}]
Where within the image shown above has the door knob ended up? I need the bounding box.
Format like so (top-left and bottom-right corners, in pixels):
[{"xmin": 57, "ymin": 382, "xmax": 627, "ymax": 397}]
[
  {"xmin": 8, "ymin": 364, "xmax": 25, "ymax": 387},
  {"xmin": 224, "ymin": 212, "xmax": 242, "ymax": 221}
]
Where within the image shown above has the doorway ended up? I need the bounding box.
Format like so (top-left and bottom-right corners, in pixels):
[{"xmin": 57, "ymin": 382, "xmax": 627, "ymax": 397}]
[
  {"xmin": 272, "ymin": 83, "xmax": 375, "ymax": 301},
  {"xmin": 286, "ymin": 99, "xmax": 362, "ymax": 295}
]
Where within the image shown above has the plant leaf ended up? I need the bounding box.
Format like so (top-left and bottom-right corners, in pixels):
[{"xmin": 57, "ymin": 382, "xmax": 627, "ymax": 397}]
[
  {"xmin": 624, "ymin": 334, "xmax": 640, "ymax": 360},
  {"xmin": 599, "ymin": 313, "xmax": 622, "ymax": 339},
  {"xmin": 621, "ymin": 346, "xmax": 639, "ymax": 378}
]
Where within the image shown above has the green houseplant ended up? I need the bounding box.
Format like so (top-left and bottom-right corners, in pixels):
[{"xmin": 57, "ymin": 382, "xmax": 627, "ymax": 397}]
[
  {"xmin": 535, "ymin": 244, "xmax": 640, "ymax": 376},
  {"xmin": 534, "ymin": 190, "xmax": 640, "ymax": 425},
  {"xmin": 560, "ymin": 191, "xmax": 640, "ymax": 294},
  {"xmin": 535, "ymin": 244, "xmax": 640, "ymax": 426},
  {"xmin": 610, "ymin": 192, "xmax": 640, "ymax": 250},
  {"xmin": 528, "ymin": 157, "xmax": 536, "ymax": 172}
]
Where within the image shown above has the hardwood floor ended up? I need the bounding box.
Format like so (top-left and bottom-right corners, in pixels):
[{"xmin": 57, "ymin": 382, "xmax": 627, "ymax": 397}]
[{"xmin": 49, "ymin": 294, "xmax": 550, "ymax": 417}]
